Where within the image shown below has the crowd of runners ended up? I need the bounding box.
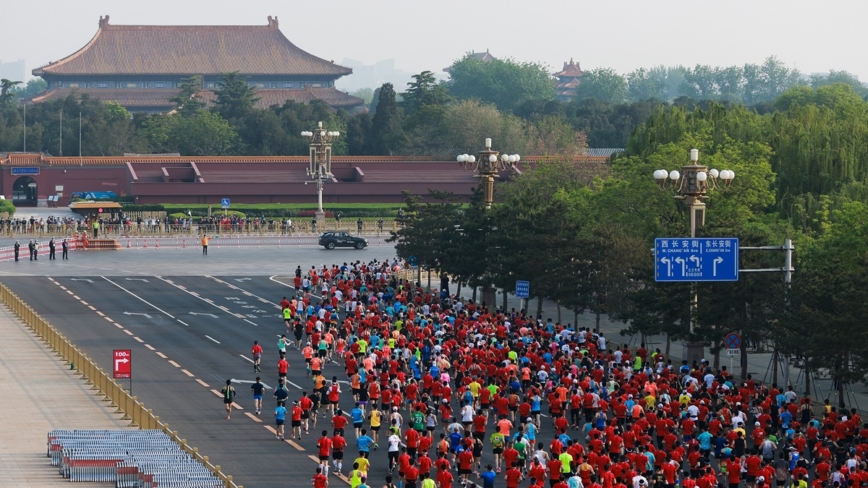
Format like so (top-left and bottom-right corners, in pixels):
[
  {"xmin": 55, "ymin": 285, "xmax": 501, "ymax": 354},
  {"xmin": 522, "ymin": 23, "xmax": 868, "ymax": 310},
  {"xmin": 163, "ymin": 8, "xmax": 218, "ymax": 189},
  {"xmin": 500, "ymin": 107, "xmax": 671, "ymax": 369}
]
[{"xmin": 253, "ymin": 259, "xmax": 865, "ymax": 488}]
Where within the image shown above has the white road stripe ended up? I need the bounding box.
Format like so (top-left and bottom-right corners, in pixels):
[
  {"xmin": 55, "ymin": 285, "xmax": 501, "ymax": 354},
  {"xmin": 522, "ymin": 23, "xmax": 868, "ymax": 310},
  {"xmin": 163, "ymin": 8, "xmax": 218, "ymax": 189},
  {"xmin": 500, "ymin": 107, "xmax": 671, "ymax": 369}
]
[
  {"xmin": 239, "ymin": 354, "xmax": 254, "ymax": 363},
  {"xmin": 101, "ymin": 276, "xmax": 175, "ymax": 319},
  {"xmin": 205, "ymin": 335, "xmax": 221, "ymax": 344}
]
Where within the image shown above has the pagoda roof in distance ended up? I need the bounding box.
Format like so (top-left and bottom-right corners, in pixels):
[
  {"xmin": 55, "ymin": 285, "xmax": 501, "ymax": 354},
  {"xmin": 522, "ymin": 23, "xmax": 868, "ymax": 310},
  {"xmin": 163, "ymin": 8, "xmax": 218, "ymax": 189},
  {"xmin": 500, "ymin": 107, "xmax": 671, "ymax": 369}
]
[
  {"xmin": 33, "ymin": 15, "xmax": 352, "ymax": 78},
  {"xmin": 554, "ymin": 58, "xmax": 583, "ymax": 78}
]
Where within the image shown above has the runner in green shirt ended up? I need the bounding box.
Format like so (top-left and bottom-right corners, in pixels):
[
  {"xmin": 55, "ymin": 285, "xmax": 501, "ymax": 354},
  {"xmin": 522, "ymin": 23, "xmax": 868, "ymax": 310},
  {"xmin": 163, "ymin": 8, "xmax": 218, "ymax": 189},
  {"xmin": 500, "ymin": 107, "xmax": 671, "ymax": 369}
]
[{"xmin": 490, "ymin": 427, "xmax": 506, "ymax": 473}]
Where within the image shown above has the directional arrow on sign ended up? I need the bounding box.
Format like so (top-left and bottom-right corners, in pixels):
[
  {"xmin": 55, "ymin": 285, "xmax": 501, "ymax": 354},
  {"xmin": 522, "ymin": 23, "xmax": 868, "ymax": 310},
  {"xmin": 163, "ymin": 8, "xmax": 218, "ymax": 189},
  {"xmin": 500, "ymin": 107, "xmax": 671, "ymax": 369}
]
[
  {"xmin": 189, "ymin": 312, "xmax": 218, "ymax": 318},
  {"xmin": 674, "ymin": 257, "xmax": 686, "ymax": 275},
  {"xmin": 689, "ymin": 255, "xmax": 700, "ymax": 268},
  {"xmin": 123, "ymin": 312, "xmax": 152, "ymax": 319},
  {"xmin": 125, "ymin": 278, "xmax": 149, "ymax": 282},
  {"xmin": 114, "ymin": 358, "xmax": 129, "ymax": 369},
  {"xmin": 713, "ymin": 256, "xmax": 724, "ymax": 276},
  {"xmin": 71, "ymin": 278, "xmax": 93, "ymax": 283},
  {"xmin": 660, "ymin": 257, "xmax": 672, "ymax": 277}
]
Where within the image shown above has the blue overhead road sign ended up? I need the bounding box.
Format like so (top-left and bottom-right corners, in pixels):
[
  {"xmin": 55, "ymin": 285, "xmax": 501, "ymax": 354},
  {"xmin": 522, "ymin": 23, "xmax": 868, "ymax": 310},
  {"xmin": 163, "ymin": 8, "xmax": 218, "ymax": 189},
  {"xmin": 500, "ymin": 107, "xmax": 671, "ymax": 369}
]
[
  {"xmin": 655, "ymin": 238, "xmax": 739, "ymax": 282},
  {"xmin": 515, "ymin": 280, "xmax": 530, "ymax": 299}
]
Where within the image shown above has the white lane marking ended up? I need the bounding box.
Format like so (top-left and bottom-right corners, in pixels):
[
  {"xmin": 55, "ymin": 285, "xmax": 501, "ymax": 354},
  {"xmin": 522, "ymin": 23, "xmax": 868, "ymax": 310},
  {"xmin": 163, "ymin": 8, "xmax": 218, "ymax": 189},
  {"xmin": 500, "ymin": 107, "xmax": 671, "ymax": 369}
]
[
  {"xmin": 144, "ymin": 344, "xmax": 156, "ymax": 351},
  {"xmin": 285, "ymin": 379, "xmax": 303, "ymax": 390},
  {"xmin": 196, "ymin": 379, "xmax": 210, "ymax": 387},
  {"xmin": 205, "ymin": 335, "xmax": 221, "ymax": 344},
  {"xmin": 168, "ymin": 360, "xmax": 180, "ymax": 367},
  {"xmin": 156, "ymin": 352, "xmax": 167, "ymax": 359},
  {"xmin": 181, "ymin": 369, "xmax": 195, "ymax": 377},
  {"xmin": 239, "ymin": 354, "xmax": 254, "ymax": 363},
  {"xmin": 244, "ymin": 319, "xmax": 258, "ymax": 326},
  {"xmin": 101, "ymin": 276, "xmax": 175, "ymax": 319},
  {"xmin": 133, "ymin": 336, "xmax": 144, "ymax": 343},
  {"xmin": 177, "ymin": 320, "xmax": 188, "ymax": 326},
  {"xmin": 123, "ymin": 330, "xmax": 134, "ymax": 336}
]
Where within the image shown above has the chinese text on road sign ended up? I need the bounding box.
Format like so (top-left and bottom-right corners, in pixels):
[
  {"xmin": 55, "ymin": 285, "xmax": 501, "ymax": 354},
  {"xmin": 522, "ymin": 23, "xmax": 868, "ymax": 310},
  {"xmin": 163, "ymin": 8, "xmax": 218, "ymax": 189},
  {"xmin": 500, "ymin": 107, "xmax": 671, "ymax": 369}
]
[
  {"xmin": 655, "ymin": 238, "xmax": 739, "ymax": 282},
  {"xmin": 113, "ymin": 349, "xmax": 131, "ymax": 379},
  {"xmin": 515, "ymin": 280, "xmax": 530, "ymax": 299}
]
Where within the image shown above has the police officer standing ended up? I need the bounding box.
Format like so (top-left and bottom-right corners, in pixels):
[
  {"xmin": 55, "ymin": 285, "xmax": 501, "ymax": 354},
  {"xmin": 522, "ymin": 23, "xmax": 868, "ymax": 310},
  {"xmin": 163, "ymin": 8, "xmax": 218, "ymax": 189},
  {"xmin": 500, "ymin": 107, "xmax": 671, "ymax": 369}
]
[
  {"xmin": 62, "ymin": 239, "xmax": 69, "ymax": 260},
  {"xmin": 49, "ymin": 238, "xmax": 56, "ymax": 260},
  {"xmin": 357, "ymin": 218, "xmax": 363, "ymax": 233},
  {"xmin": 28, "ymin": 240, "xmax": 34, "ymax": 261},
  {"xmin": 13, "ymin": 241, "xmax": 19, "ymax": 261}
]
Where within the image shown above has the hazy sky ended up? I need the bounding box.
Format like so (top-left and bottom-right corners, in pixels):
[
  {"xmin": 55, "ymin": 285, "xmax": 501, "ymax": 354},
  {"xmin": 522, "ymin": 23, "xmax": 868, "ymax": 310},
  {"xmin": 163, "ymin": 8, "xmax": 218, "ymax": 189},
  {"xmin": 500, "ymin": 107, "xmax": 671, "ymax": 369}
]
[{"xmin": 3, "ymin": 0, "xmax": 867, "ymax": 84}]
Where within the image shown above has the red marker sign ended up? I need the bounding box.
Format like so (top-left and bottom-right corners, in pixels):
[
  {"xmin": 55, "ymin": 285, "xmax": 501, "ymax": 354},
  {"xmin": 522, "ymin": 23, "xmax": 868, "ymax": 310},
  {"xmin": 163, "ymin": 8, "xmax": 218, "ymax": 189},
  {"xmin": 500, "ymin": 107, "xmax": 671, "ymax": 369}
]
[{"xmin": 113, "ymin": 349, "xmax": 131, "ymax": 379}]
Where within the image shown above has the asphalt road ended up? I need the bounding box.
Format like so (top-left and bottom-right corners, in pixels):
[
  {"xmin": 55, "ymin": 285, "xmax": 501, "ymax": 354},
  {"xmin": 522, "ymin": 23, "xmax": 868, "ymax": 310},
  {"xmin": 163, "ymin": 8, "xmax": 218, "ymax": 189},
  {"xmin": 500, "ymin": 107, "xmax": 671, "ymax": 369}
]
[{"xmin": 2, "ymin": 273, "xmax": 549, "ymax": 488}]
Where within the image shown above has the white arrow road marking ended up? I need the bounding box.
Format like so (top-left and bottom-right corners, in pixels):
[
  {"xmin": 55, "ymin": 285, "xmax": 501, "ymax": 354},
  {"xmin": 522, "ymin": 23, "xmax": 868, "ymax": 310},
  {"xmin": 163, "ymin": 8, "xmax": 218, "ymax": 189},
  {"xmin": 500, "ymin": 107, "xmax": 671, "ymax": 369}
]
[
  {"xmin": 235, "ymin": 278, "xmax": 251, "ymax": 282},
  {"xmin": 125, "ymin": 278, "xmax": 149, "ymax": 282},
  {"xmin": 205, "ymin": 335, "xmax": 220, "ymax": 344},
  {"xmin": 71, "ymin": 278, "xmax": 93, "ymax": 283},
  {"xmin": 123, "ymin": 312, "xmax": 152, "ymax": 319},
  {"xmin": 225, "ymin": 297, "xmax": 240, "ymax": 300},
  {"xmin": 231, "ymin": 378, "xmax": 271, "ymax": 389},
  {"xmin": 101, "ymin": 277, "xmax": 175, "ymax": 319},
  {"xmin": 189, "ymin": 312, "xmax": 218, "ymax": 318}
]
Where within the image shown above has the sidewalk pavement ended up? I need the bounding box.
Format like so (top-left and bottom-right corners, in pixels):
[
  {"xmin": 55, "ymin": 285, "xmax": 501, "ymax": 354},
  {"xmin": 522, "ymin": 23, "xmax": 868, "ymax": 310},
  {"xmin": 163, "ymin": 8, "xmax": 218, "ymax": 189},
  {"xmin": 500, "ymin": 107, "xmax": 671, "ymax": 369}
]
[{"xmin": 0, "ymin": 302, "xmax": 131, "ymax": 487}]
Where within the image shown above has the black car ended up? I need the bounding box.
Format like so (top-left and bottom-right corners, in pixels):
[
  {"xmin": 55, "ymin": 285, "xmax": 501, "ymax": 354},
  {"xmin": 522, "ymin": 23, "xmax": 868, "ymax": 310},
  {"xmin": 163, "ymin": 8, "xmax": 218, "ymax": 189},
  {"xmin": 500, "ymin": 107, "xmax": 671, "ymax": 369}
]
[{"xmin": 318, "ymin": 231, "xmax": 368, "ymax": 250}]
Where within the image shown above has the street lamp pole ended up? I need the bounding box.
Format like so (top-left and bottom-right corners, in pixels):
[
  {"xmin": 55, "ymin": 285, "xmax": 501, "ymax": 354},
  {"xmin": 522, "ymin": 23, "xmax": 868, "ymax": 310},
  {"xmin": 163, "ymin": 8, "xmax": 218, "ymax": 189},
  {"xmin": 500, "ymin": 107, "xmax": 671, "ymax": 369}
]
[
  {"xmin": 458, "ymin": 138, "xmax": 520, "ymax": 210},
  {"xmin": 301, "ymin": 122, "xmax": 340, "ymax": 226},
  {"xmin": 654, "ymin": 149, "xmax": 735, "ymax": 364},
  {"xmin": 457, "ymin": 139, "xmax": 520, "ymax": 307}
]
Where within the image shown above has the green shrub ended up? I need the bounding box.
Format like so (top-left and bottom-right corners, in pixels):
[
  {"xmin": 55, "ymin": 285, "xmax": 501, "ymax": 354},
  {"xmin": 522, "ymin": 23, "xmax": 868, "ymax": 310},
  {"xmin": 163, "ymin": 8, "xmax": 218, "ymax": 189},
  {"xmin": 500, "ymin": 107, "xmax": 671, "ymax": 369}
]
[{"xmin": 0, "ymin": 199, "xmax": 17, "ymax": 216}]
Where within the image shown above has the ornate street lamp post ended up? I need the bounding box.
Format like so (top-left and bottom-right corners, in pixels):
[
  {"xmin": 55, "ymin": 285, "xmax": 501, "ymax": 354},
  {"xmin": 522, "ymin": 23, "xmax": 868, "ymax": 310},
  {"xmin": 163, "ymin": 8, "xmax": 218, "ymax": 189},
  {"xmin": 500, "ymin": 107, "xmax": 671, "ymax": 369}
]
[
  {"xmin": 653, "ymin": 148, "xmax": 735, "ymax": 363},
  {"xmin": 301, "ymin": 121, "xmax": 340, "ymax": 226},
  {"xmin": 456, "ymin": 139, "xmax": 520, "ymax": 307},
  {"xmin": 457, "ymin": 138, "xmax": 520, "ymax": 209}
]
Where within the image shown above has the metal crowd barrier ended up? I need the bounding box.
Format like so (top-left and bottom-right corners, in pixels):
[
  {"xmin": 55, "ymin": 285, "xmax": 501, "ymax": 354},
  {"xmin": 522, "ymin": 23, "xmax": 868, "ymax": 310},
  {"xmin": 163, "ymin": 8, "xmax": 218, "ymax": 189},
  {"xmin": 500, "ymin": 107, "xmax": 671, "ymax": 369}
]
[
  {"xmin": 48, "ymin": 429, "xmax": 226, "ymax": 487},
  {"xmin": 0, "ymin": 283, "xmax": 242, "ymax": 488},
  {"xmin": 119, "ymin": 235, "xmax": 391, "ymax": 249}
]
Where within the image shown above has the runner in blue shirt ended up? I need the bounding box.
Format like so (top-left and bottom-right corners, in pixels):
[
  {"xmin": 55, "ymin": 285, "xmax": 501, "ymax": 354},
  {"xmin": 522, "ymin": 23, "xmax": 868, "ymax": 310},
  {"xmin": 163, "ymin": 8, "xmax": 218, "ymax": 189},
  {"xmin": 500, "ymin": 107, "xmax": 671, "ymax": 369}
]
[
  {"xmin": 351, "ymin": 403, "xmax": 365, "ymax": 437},
  {"xmin": 275, "ymin": 404, "xmax": 287, "ymax": 440},
  {"xmin": 356, "ymin": 429, "xmax": 374, "ymax": 457}
]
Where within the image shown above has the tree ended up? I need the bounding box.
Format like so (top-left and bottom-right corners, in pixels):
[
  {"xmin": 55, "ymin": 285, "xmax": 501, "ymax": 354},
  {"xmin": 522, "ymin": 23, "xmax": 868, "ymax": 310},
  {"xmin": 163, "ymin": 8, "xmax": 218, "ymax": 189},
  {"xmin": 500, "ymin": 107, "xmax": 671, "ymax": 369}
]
[
  {"xmin": 213, "ymin": 72, "xmax": 260, "ymax": 121},
  {"xmin": 168, "ymin": 111, "xmax": 239, "ymax": 155},
  {"xmin": 170, "ymin": 76, "xmax": 206, "ymax": 117},
  {"xmin": 0, "ymin": 79, "xmax": 22, "ymax": 106},
  {"xmin": 810, "ymin": 71, "xmax": 868, "ymax": 98},
  {"xmin": 446, "ymin": 55, "xmax": 555, "ymax": 113},
  {"xmin": 627, "ymin": 68, "xmax": 667, "ymax": 101},
  {"xmin": 401, "ymin": 71, "xmax": 453, "ymax": 116},
  {"xmin": 370, "ymin": 83, "xmax": 404, "ymax": 154},
  {"xmin": 574, "ymin": 68, "xmax": 629, "ymax": 104},
  {"xmin": 349, "ymin": 87, "xmax": 374, "ymax": 105}
]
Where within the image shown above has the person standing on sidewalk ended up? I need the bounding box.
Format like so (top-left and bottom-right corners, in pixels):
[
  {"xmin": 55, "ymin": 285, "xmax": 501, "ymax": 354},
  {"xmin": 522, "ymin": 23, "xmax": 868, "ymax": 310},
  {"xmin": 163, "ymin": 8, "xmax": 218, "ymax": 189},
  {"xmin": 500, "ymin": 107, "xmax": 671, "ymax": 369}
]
[
  {"xmin": 221, "ymin": 379, "xmax": 236, "ymax": 419},
  {"xmin": 33, "ymin": 241, "xmax": 39, "ymax": 260},
  {"xmin": 62, "ymin": 239, "xmax": 68, "ymax": 259},
  {"xmin": 201, "ymin": 235, "xmax": 209, "ymax": 255},
  {"xmin": 49, "ymin": 238, "xmax": 56, "ymax": 260},
  {"xmin": 13, "ymin": 241, "xmax": 19, "ymax": 261},
  {"xmin": 92, "ymin": 220, "xmax": 99, "ymax": 238}
]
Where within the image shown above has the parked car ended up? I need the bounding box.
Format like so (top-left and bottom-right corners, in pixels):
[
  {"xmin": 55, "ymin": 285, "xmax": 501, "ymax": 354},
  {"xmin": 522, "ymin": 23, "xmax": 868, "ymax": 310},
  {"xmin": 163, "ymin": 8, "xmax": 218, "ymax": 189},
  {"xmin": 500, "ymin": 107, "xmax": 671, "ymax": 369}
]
[{"xmin": 318, "ymin": 231, "xmax": 368, "ymax": 250}]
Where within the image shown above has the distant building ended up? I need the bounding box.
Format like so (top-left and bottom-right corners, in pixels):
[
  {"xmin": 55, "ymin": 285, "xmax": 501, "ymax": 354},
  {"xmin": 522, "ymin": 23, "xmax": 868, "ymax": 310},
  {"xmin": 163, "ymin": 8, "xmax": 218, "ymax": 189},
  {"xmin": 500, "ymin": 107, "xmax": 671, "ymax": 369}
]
[
  {"xmin": 554, "ymin": 59, "xmax": 583, "ymax": 102},
  {"xmin": 30, "ymin": 16, "xmax": 364, "ymax": 113},
  {"xmin": 444, "ymin": 49, "xmax": 496, "ymax": 73},
  {"xmin": 335, "ymin": 58, "xmax": 416, "ymax": 93},
  {"xmin": 0, "ymin": 59, "xmax": 26, "ymax": 83}
]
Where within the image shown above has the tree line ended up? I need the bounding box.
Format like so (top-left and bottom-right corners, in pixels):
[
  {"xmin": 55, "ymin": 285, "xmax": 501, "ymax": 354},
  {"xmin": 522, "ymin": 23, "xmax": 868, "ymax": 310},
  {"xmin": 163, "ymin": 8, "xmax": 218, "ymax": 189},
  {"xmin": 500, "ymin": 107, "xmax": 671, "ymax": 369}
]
[
  {"xmin": 4, "ymin": 54, "xmax": 863, "ymax": 156},
  {"xmin": 390, "ymin": 82, "xmax": 868, "ymax": 409}
]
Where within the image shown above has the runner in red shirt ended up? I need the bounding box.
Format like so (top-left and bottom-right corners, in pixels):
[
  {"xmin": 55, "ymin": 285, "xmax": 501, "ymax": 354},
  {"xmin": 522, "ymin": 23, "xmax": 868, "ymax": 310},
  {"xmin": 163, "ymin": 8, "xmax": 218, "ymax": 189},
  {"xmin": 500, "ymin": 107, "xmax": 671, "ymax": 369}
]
[
  {"xmin": 505, "ymin": 463, "xmax": 524, "ymax": 488},
  {"xmin": 316, "ymin": 430, "xmax": 332, "ymax": 476}
]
